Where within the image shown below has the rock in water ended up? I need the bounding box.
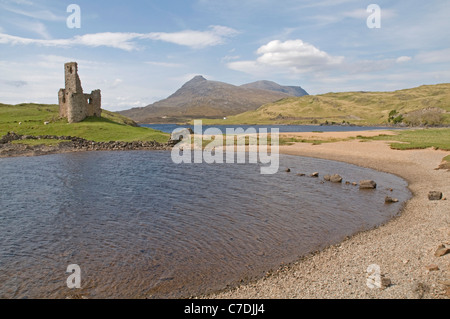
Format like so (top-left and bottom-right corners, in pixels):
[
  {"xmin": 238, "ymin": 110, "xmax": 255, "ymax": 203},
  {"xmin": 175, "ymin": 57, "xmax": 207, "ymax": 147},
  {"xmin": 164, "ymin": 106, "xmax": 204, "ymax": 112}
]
[
  {"xmin": 359, "ymin": 180, "xmax": 377, "ymax": 189},
  {"xmin": 385, "ymin": 196, "xmax": 399, "ymax": 203},
  {"xmin": 330, "ymin": 174, "xmax": 343, "ymax": 183}
]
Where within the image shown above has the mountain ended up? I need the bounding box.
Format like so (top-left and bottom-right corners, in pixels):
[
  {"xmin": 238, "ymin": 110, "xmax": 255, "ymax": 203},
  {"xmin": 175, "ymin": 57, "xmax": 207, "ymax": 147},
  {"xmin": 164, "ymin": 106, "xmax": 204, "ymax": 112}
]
[
  {"xmin": 201, "ymin": 83, "xmax": 450, "ymax": 126},
  {"xmin": 240, "ymin": 80, "xmax": 308, "ymax": 97},
  {"xmin": 119, "ymin": 76, "xmax": 303, "ymax": 123}
]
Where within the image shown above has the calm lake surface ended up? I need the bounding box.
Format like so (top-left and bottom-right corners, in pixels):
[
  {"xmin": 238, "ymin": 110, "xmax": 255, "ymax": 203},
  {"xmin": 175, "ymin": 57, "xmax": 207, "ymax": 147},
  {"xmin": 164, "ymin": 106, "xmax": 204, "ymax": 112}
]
[
  {"xmin": 142, "ymin": 124, "xmax": 394, "ymax": 134},
  {"xmin": 0, "ymin": 151, "xmax": 410, "ymax": 299}
]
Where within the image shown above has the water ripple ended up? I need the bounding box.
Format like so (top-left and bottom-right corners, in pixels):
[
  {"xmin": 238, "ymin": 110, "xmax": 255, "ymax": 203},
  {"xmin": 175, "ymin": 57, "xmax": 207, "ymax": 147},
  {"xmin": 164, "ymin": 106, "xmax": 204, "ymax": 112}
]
[{"xmin": 0, "ymin": 151, "xmax": 410, "ymax": 298}]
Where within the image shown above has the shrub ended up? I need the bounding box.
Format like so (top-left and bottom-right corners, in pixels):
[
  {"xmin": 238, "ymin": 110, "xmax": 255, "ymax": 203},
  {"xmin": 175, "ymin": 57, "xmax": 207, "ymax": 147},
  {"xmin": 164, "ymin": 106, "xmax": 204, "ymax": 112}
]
[{"xmin": 403, "ymin": 108, "xmax": 444, "ymax": 126}]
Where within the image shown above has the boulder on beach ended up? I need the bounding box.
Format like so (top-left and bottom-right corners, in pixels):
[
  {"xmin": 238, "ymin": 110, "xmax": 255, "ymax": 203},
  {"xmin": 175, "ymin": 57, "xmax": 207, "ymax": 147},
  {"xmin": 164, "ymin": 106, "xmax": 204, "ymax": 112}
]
[
  {"xmin": 170, "ymin": 128, "xmax": 193, "ymax": 142},
  {"xmin": 359, "ymin": 180, "xmax": 377, "ymax": 189},
  {"xmin": 434, "ymin": 244, "xmax": 450, "ymax": 257},
  {"xmin": 428, "ymin": 191, "xmax": 443, "ymax": 201}
]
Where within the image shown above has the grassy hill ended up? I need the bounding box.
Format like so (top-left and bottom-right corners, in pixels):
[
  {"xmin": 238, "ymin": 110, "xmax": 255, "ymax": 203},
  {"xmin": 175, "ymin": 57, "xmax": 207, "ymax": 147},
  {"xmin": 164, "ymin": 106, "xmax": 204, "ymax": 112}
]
[
  {"xmin": 201, "ymin": 83, "xmax": 450, "ymax": 126},
  {"xmin": 0, "ymin": 103, "xmax": 169, "ymax": 143}
]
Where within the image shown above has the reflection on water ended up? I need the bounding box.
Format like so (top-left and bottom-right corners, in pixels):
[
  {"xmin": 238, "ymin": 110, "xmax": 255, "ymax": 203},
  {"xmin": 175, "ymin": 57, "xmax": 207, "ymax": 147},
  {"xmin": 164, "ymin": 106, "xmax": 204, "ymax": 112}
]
[{"xmin": 0, "ymin": 151, "xmax": 410, "ymax": 298}]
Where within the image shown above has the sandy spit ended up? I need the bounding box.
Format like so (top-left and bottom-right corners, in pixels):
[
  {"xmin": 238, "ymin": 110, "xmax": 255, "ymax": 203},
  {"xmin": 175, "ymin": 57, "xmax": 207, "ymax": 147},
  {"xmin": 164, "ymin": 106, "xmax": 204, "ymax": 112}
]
[{"xmin": 205, "ymin": 131, "xmax": 450, "ymax": 299}]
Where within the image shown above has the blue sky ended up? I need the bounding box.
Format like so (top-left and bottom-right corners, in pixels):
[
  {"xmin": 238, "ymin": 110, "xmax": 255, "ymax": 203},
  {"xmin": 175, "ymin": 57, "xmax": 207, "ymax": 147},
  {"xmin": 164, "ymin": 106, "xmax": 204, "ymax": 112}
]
[{"xmin": 0, "ymin": 0, "xmax": 449, "ymax": 111}]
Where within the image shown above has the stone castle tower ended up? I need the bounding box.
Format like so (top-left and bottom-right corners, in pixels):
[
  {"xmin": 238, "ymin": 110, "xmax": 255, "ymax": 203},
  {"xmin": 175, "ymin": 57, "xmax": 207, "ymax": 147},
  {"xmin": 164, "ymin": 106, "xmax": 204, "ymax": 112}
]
[{"xmin": 58, "ymin": 62, "xmax": 102, "ymax": 123}]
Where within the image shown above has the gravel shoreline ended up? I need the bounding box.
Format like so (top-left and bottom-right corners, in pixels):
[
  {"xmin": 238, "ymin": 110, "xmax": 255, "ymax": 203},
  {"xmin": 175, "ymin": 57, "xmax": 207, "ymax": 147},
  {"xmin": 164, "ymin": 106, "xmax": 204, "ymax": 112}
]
[
  {"xmin": 205, "ymin": 135, "xmax": 450, "ymax": 299},
  {"xmin": 0, "ymin": 132, "xmax": 174, "ymax": 158}
]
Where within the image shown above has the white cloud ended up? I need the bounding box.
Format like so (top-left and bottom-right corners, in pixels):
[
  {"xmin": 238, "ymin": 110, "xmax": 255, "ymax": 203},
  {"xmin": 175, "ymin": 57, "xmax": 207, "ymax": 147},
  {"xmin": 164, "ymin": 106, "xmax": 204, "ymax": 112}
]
[
  {"xmin": 73, "ymin": 32, "xmax": 144, "ymax": 51},
  {"xmin": 228, "ymin": 39, "xmax": 344, "ymax": 75},
  {"xmin": 396, "ymin": 56, "xmax": 412, "ymax": 63},
  {"xmin": 143, "ymin": 25, "xmax": 239, "ymax": 49},
  {"xmin": 0, "ymin": 25, "xmax": 239, "ymax": 51}
]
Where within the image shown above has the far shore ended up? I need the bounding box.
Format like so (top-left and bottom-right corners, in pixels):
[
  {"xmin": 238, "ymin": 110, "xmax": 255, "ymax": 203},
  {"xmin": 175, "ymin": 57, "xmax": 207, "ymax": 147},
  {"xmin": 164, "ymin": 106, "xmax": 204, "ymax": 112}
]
[{"xmin": 205, "ymin": 130, "xmax": 450, "ymax": 299}]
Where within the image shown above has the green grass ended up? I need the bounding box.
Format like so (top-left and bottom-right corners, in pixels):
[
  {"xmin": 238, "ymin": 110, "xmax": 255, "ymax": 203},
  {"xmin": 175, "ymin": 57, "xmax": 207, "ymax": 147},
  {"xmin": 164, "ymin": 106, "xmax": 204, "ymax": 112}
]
[
  {"xmin": 0, "ymin": 103, "xmax": 169, "ymax": 143},
  {"xmin": 200, "ymin": 83, "xmax": 450, "ymax": 126},
  {"xmin": 358, "ymin": 128, "xmax": 450, "ymax": 151}
]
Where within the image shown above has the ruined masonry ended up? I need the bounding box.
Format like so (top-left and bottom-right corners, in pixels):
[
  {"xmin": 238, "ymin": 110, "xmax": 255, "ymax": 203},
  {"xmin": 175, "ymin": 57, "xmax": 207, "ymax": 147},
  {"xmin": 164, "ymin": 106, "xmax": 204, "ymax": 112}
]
[{"xmin": 59, "ymin": 62, "xmax": 101, "ymax": 123}]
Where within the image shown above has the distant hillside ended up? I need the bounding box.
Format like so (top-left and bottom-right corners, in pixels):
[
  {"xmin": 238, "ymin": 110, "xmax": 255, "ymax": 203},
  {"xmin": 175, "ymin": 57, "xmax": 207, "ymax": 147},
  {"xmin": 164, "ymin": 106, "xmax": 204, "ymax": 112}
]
[
  {"xmin": 240, "ymin": 80, "xmax": 308, "ymax": 97},
  {"xmin": 119, "ymin": 76, "xmax": 300, "ymax": 123},
  {"xmin": 202, "ymin": 83, "xmax": 450, "ymax": 126}
]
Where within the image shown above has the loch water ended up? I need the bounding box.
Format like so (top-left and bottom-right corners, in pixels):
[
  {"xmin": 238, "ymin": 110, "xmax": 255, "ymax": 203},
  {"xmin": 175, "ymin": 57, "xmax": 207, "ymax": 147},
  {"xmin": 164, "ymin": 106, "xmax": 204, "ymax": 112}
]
[{"xmin": 0, "ymin": 151, "xmax": 410, "ymax": 298}]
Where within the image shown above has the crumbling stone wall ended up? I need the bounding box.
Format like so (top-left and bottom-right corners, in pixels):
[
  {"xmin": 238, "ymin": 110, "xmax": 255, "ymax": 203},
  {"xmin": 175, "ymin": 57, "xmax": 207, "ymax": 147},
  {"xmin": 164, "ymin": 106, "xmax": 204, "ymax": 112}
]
[{"xmin": 59, "ymin": 62, "xmax": 101, "ymax": 123}]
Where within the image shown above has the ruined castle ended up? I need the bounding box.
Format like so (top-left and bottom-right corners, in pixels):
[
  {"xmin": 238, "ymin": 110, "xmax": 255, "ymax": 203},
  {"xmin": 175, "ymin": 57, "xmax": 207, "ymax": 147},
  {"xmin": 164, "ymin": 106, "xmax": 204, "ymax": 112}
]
[{"xmin": 59, "ymin": 62, "xmax": 102, "ymax": 123}]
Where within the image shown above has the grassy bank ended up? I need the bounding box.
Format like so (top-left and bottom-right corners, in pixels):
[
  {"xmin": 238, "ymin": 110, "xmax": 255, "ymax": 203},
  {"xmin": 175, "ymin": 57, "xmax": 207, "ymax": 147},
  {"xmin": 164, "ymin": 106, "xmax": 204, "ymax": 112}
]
[
  {"xmin": 0, "ymin": 103, "xmax": 170, "ymax": 143},
  {"xmin": 356, "ymin": 128, "xmax": 450, "ymax": 151},
  {"xmin": 199, "ymin": 83, "xmax": 450, "ymax": 126}
]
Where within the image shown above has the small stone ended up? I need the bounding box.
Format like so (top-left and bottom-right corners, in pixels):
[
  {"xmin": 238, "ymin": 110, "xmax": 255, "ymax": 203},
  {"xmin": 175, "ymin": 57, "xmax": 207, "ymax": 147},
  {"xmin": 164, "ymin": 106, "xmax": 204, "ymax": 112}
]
[
  {"xmin": 428, "ymin": 191, "xmax": 443, "ymax": 201},
  {"xmin": 330, "ymin": 174, "xmax": 343, "ymax": 183},
  {"xmin": 352, "ymin": 182, "xmax": 358, "ymax": 186},
  {"xmin": 324, "ymin": 174, "xmax": 331, "ymax": 181},
  {"xmin": 412, "ymin": 282, "xmax": 430, "ymax": 298},
  {"xmin": 434, "ymin": 244, "xmax": 450, "ymax": 257},
  {"xmin": 380, "ymin": 276, "xmax": 392, "ymax": 289},
  {"xmin": 297, "ymin": 173, "xmax": 305, "ymax": 177},
  {"xmin": 311, "ymin": 172, "xmax": 319, "ymax": 178},
  {"xmin": 359, "ymin": 180, "xmax": 377, "ymax": 189},
  {"xmin": 285, "ymin": 168, "xmax": 291, "ymax": 173},
  {"xmin": 385, "ymin": 196, "xmax": 399, "ymax": 203},
  {"xmin": 426, "ymin": 264, "xmax": 439, "ymax": 272}
]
